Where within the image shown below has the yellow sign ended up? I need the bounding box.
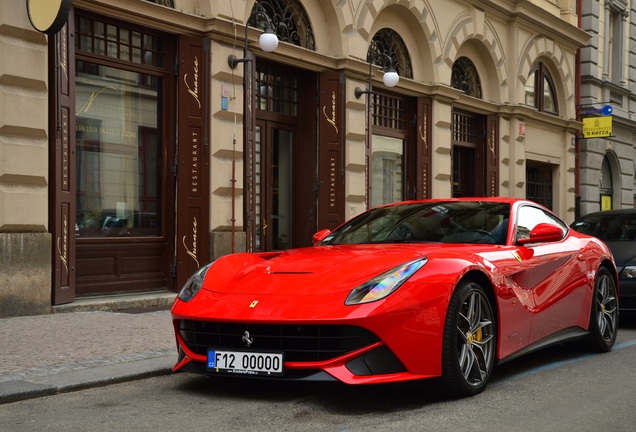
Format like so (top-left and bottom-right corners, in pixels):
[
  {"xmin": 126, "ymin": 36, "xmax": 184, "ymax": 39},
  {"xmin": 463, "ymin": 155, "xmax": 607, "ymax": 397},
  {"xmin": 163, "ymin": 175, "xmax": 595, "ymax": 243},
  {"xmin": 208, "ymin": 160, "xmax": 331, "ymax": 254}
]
[
  {"xmin": 582, "ymin": 116, "xmax": 612, "ymax": 138},
  {"xmin": 601, "ymin": 195, "xmax": 612, "ymax": 211}
]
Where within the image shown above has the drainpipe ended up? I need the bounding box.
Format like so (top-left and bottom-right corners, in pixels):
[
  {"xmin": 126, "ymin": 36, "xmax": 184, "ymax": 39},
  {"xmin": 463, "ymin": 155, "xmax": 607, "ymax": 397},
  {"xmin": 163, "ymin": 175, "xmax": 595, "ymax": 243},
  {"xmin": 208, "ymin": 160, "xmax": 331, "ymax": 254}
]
[
  {"xmin": 231, "ymin": 137, "xmax": 236, "ymax": 254},
  {"xmin": 575, "ymin": 0, "xmax": 582, "ymax": 218}
]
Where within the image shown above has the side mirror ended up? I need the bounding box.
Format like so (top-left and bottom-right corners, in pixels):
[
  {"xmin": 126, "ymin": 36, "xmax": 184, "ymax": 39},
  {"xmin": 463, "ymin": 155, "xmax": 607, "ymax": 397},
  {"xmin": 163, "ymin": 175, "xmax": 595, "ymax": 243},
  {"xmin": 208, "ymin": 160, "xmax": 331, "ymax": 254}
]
[
  {"xmin": 517, "ymin": 223, "xmax": 564, "ymax": 245},
  {"xmin": 312, "ymin": 229, "xmax": 331, "ymax": 245}
]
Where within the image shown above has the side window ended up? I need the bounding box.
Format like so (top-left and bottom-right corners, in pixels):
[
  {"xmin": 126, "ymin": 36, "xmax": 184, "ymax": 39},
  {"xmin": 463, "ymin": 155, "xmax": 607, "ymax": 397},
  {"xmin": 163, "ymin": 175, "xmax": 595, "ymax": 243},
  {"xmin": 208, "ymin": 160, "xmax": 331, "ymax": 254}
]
[{"xmin": 516, "ymin": 206, "xmax": 566, "ymax": 243}]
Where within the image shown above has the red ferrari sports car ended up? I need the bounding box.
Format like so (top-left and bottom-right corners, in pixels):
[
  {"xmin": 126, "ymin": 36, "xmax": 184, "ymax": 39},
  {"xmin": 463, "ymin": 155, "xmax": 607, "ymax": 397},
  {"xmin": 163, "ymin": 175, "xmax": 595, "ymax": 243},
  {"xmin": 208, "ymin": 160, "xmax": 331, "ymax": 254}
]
[{"xmin": 171, "ymin": 198, "xmax": 619, "ymax": 397}]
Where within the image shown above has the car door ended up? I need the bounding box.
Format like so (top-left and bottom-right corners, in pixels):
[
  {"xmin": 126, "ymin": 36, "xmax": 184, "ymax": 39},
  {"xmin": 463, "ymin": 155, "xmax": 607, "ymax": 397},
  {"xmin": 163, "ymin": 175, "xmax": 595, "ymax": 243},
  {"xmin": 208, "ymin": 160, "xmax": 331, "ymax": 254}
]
[{"xmin": 513, "ymin": 205, "xmax": 588, "ymax": 344}]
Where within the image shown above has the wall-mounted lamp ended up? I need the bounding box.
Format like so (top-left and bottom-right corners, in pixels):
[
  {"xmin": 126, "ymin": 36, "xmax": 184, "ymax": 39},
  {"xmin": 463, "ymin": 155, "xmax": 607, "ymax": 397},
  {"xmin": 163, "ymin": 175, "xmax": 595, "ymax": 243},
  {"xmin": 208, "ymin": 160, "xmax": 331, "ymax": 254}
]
[
  {"xmin": 355, "ymin": 53, "xmax": 399, "ymax": 98},
  {"xmin": 228, "ymin": 6, "xmax": 279, "ymax": 69}
]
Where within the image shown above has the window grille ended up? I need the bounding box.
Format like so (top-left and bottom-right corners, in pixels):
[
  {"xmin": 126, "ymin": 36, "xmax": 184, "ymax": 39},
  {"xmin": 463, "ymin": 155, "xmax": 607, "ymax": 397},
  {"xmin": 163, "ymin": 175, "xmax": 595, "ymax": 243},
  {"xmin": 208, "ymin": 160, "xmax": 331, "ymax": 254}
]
[
  {"xmin": 256, "ymin": 63, "xmax": 299, "ymax": 116},
  {"xmin": 251, "ymin": 0, "xmax": 315, "ymax": 50},
  {"xmin": 145, "ymin": 0, "xmax": 174, "ymax": 7},
  {"xmin": 372, "ymin": 93, "xmax": 406, "ymax": 130},
  {"xmin": 452, "ymin": 111, "xmax": 479, "ymax": 144},
  {"xmin": 451, "ymin": 57, "xmax": 482, "ymax": 98},
  {"xmin": 368, "ymin": 28, "xmax": 413, "ymax": 79},
  {"xmin": 526, "ymin": 165, "xmax": 553, "ymax": 210},
  {"xmin": 75, "ymin": 13, "xmax": 165, "ymax": 68}
]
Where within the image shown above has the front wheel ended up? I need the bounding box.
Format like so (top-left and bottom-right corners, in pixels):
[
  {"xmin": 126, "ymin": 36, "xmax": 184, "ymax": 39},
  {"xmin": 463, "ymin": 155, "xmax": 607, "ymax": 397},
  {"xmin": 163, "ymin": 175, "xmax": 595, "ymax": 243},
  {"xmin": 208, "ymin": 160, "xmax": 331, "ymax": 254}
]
[
  {"xmin": 439, "ymin": 280, "xmax": 496, "ymax": 397},
  {"xmin": 583, "ymin": 267, "xmax": 618, "ymax": 352}
]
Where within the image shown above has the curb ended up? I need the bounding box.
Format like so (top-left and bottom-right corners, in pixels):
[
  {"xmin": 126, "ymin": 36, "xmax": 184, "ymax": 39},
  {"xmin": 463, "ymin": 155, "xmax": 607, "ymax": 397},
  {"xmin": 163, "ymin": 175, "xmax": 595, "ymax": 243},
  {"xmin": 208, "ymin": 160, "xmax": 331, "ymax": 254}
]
[{"xmin": 0, "ymin": 354, "xmax": 175, "ymax": 405}]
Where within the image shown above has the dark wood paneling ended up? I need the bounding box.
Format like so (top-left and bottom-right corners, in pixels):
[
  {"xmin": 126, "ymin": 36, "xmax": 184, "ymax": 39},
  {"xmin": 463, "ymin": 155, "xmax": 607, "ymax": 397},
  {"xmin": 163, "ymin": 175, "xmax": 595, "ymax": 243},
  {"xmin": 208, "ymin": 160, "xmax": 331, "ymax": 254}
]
[
  {"xmin": 318, "ymin": 72, "xmax": 345, "ymax": 230},
  {"xmin": 76, "ymin": 241, "xmax": 167, "ymax": 294},
  {"xmin": 486, "ymin": 115, "xmax": 500, "ymax": 196},
  {"xmin": 416, "ymin": 97, "xmax": 432, "ymax": 199},
  {"xmin": 50, "ymin": 17, "xmax": 76, "ymax": 305},
  {"xmin": 175, "ymin": 36, "xmax": 210, "ymax": 286}
]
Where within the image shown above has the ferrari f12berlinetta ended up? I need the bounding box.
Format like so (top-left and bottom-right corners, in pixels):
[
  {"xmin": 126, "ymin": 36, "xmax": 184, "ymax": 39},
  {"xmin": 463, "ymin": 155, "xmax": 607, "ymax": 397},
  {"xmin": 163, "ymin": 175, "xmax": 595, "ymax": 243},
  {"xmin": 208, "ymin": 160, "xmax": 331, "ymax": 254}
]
[{"xmin": 171, "ymin": 198, "xmax": 619, "ymax": 397}]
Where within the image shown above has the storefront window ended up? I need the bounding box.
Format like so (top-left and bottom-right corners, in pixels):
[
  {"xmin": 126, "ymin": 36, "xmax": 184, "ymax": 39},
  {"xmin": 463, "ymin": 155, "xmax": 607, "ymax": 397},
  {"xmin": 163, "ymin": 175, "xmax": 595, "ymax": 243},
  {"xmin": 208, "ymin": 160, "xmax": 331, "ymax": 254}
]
[
  {"xmin": 370, "ymin": 93, "xmax": 407, "ymax": 206},
  {"xmin": 75, "ymin": 62, "xmax": 161, "ymax": 237},
  {"xmin": 371, "ymin": 135, "xmax": 404, "ymax": 207}
]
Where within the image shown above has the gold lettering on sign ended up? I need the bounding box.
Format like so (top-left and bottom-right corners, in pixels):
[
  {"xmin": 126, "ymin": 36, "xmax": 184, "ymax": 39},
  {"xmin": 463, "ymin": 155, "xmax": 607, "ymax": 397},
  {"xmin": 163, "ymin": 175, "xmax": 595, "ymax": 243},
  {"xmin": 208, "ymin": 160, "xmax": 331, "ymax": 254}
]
[
  {"xmin": 329, "ymin": 157, "xmax": 337, "ymax": 208},
  {"xmin": 57, "ymin": 214, "xmax": 69, "ymax": 274},
  {"xmin": 75, "ymin": 123, "xmax": 137, "ymax": 139},
  {"xmin": 184, "ymin": 56, "xmax": 201, "ymax": 109},
  {"xmin": 191, "ymin": 131, "xmax": 199, "ymax": 194},
  {"xmin": 62, "ymin": 110, "xmax": 69, "ymax": 190},
  {"xmin": 419, "ymin": 118, "xmax": 428, "ymax": 151},
  {"xmin": 76, "ymin": 86, "xmax": 118, "ymax": 115},
  {"xmin": 60, "ymin": 26, "xmax": 68, "ymax": 79},
  {"xmin": 422, "ymin": 166, "xmax": 428, "ymax": 199},
  {"xmin": 183, "ymin": 217, "xmax": 200, "ymax": 268},
  {"xmin": 322, "ymin": 91, "xmax": 338, "ymax": 133}
]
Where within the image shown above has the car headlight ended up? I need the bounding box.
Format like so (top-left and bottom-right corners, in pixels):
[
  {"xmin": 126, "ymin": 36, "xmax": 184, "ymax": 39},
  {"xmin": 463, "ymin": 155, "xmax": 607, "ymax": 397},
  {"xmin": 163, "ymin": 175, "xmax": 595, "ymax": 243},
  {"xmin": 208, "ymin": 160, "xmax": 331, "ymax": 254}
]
[
  {"xmin": 345, "ymin": 258, "xmax": 428, "ymax": 305},
  {"xmin": 621, "ymin": 265, "xmax": 636, "ymax": 278},
  {"xmin": 177, "ymin": 262, "xmax": 213, "ymax": 302}
]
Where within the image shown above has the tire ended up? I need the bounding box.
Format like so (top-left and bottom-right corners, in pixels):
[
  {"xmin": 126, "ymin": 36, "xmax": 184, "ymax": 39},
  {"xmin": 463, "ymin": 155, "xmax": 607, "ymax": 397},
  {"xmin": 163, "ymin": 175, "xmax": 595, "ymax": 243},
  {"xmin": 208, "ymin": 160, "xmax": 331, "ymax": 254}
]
[
  {"xmin": 439, "ymin": 280, "xmax": 496, "ymax": 397},
  {"xmin": 583, "ymin": 267, "xmax": 618, "ymax": 352}
]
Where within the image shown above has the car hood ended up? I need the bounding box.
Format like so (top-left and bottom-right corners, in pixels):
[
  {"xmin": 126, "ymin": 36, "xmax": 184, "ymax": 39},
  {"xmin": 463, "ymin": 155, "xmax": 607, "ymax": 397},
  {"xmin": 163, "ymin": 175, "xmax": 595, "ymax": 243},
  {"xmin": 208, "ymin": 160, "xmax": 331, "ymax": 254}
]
[
  {"xmin": 605, "ymin": 241, "xmax": 636, "ymax": 267},
  {"xmin": 202, "ymin": 244, "xmax": 474, "ymax": 296}
]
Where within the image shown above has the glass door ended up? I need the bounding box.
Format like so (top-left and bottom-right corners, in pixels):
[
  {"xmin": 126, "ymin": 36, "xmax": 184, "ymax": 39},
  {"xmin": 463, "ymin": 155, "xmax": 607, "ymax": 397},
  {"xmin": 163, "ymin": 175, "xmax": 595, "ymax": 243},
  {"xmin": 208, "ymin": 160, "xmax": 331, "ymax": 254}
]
[
  {"xmin": 452, "ymin": 145, "xmax": 476, "ymax": 198},
  {"xmin": 255, "ymin": 121, "xmax": 294, "ymax": 251},
  {"xmin": 371, "ymin": 134, "xmax": 405, "ymax": 206}
]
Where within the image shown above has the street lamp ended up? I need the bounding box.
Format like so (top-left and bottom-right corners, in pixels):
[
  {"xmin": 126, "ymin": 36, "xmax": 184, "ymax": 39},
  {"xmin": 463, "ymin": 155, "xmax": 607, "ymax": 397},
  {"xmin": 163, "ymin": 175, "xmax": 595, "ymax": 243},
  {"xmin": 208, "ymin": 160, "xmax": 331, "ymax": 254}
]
[
  {"xmin": 226, "ymin": 3, "xmax": 279, "ymax": 254},
  {"xmin": 355, "ymin": 52, "xmax": 399, "ymax": 99},
  {"xmin": 228, "ymin": 5, "xmax": 279, "ymax": 69}
]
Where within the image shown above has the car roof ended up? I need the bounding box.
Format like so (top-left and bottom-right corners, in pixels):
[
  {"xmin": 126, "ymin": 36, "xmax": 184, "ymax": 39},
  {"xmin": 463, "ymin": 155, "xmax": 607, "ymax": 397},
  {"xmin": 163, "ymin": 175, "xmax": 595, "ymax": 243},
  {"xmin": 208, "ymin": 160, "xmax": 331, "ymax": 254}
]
[
  {"xmin": 575, "ymin": 208, "xmax": 636, "ymax": 220},
  {"xmin": 381, "ymin": 197, "xmax": 530, "ymax": 207}
]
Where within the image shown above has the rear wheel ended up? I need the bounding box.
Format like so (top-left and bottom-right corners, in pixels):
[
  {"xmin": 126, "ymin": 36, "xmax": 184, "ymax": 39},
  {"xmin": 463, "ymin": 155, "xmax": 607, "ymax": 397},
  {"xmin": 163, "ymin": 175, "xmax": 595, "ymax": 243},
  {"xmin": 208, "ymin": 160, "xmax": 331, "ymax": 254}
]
[
  {"xmin": 584, "ymin": 267, "xmax": 618, "ymax": 352},
  {"xmin": 439, "ymin": 280, "xmax": 496, "ymax": 397}
]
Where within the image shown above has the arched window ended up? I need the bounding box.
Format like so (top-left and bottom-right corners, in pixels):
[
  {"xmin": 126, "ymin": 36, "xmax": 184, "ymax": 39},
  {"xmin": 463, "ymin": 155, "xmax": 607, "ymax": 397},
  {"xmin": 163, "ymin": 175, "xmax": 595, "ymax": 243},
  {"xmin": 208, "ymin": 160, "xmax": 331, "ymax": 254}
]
[
  {"xmin": 525, "ymin": 63, "xmax": 557, "ymax": 114},
  {"xmin": 451, "ymin": 57, "xmax": 482, "ymax": 98},
  {"xmin": 368, "ymin": 28, "xmax": 413, "ymax": 79},
  {"xmin": 252, "ymin": 0, "xmax": 315, "ymax": 50},
  {"xmin": 146, "ymin": 0, "xmax": 174, "ymax": 6}
]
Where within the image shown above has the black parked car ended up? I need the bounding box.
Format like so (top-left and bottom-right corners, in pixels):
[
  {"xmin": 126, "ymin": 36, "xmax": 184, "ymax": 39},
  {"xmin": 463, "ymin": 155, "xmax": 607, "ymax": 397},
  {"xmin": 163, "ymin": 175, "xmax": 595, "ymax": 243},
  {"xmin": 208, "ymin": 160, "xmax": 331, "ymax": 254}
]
[{"xmin": 572, "ymin": 209, "xmax": 636, "ymax": 312}]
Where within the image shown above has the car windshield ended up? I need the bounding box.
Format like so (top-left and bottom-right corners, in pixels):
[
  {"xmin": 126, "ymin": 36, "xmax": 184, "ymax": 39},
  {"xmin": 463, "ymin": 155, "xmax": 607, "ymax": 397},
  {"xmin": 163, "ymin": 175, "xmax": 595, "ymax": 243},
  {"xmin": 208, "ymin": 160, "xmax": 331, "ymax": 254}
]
[
  {"xmin": 572, "ymin": 213, "xmax": 636, "ymax": 242},
  {"xmin": 320, "ymin": 201, "xmax": 511, "ymax": 245}
]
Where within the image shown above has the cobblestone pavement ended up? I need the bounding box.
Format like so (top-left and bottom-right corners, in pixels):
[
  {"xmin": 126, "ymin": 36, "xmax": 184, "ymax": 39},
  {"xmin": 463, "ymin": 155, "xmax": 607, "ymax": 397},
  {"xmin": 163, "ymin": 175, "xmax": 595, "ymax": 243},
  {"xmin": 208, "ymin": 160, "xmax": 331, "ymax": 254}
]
[{"xmin": 0, "ymin": 307, "xmax": 177, "ymax": 403}]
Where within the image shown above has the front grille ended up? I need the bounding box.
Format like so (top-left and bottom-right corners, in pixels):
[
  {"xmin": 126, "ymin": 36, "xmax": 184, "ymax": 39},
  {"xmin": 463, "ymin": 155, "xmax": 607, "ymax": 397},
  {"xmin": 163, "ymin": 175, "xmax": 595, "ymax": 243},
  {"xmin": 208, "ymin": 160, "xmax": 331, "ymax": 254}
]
[{"xmin": 178, "ymin": 320, "xmax": 380, "ymax": 362}]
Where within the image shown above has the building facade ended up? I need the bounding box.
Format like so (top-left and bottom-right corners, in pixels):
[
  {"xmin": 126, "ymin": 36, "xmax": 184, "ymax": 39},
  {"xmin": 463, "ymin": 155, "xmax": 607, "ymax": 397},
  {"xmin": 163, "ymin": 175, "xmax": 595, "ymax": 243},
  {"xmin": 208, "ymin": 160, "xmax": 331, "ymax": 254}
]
[
  {"xmin": 0, "ymin": 0, "xmax": 588, "ymax": 317},
  {"xmin": 579, "ymin": 0, "xmax": 636, "ymax": 216}
]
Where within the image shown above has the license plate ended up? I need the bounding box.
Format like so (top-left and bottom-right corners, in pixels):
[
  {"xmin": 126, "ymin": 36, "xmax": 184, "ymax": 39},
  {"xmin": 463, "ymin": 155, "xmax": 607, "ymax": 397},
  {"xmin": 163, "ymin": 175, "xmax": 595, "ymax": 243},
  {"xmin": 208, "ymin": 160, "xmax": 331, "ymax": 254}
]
[{"xmin": 207, "ymin": 349, "xmax": 284, "ymax": 376}]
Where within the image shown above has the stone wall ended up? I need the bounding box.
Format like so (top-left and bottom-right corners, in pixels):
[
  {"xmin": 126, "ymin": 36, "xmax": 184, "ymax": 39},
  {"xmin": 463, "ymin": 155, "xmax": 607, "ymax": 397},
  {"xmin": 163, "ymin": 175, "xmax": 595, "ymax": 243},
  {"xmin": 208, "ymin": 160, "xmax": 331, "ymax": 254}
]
[{"xmin": 0, "ymin": 234, "xmax": 51, "ymax": 317}]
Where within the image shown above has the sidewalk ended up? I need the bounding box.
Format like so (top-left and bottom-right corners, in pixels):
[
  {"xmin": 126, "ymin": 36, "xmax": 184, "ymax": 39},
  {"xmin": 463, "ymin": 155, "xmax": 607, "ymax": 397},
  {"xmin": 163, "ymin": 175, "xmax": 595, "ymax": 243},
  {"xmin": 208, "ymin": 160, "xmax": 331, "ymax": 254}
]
[{"xmin": 0, "ymin": 292, "xmax": 178, "ymax": 404}]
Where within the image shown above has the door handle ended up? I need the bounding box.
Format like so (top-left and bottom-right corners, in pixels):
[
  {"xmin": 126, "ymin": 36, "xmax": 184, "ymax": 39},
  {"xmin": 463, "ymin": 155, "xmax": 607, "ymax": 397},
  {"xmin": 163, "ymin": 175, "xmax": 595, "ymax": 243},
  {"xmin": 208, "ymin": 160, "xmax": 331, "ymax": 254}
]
[{"xmin": 262, "ymin": 219, "xmax": 267, "ymax": 234}]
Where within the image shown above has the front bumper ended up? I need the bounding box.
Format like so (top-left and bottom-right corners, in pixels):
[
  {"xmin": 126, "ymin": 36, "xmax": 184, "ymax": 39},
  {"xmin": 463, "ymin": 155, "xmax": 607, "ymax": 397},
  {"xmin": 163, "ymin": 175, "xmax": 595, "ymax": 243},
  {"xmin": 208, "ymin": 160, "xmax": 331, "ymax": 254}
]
[
  {"xmin": 170, "ymin": 283, "xmax": 450, "ymax": 384},
  {"xmin": 172, "ymin": 331, "xmax": 413, "ymax": 384}
]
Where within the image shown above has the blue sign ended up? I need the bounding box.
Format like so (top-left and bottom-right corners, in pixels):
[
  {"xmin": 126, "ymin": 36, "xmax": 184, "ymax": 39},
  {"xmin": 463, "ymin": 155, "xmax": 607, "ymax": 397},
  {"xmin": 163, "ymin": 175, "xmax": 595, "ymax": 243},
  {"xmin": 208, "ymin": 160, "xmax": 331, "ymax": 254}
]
[{"xmin": 585, "ymin": 105, "xmax": 612, "ymax": 116}]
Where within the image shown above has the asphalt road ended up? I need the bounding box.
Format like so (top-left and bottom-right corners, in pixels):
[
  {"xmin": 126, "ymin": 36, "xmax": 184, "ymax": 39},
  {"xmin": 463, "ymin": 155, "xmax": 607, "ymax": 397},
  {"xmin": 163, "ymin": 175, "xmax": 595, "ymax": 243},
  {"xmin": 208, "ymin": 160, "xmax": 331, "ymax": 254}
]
[{"xmin": 2, "ymin": 317, "xmax": 635, "ymax": 432}]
